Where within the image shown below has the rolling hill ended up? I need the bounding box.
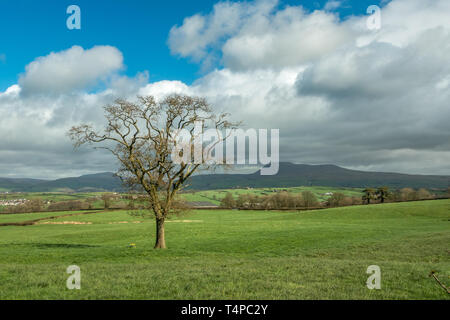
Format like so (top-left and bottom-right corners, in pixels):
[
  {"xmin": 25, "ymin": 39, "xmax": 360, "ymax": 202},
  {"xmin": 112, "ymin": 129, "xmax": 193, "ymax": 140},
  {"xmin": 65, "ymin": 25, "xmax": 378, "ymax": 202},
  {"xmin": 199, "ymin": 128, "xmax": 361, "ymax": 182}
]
[
  {"xmin": 0, "ymin": 163, "xmax": 448, "ymax": 192},
  {"xmin": 187, "ymin": 163, "xmax": 449, "ymax": 190},
  {"xmin": 0, "ymin": 172, "xmax": 123, "ymax": 192},
  {"xmin": 0, "ymin": 178, "xmax": 47, "ymax": 191}
]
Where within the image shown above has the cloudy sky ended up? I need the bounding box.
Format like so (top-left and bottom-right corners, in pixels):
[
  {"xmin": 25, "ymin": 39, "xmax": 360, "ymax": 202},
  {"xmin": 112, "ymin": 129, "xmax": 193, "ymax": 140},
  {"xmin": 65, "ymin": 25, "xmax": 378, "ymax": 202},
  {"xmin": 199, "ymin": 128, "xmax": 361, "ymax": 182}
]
[{"xmin": 0, "ymin": 0, "xmax": 449, "ymax": 179}]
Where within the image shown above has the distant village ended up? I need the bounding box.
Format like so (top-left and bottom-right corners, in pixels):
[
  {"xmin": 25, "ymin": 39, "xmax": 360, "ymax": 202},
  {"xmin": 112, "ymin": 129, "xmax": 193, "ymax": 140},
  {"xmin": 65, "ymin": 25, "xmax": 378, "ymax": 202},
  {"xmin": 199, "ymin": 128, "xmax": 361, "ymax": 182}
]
[
  {"xmin": 0, "ymin": 191, "xmax": 27, "ymax": 207},
  {"xmin": 0, "ymin": 198, "xmax": 28, "ymax": 207}
]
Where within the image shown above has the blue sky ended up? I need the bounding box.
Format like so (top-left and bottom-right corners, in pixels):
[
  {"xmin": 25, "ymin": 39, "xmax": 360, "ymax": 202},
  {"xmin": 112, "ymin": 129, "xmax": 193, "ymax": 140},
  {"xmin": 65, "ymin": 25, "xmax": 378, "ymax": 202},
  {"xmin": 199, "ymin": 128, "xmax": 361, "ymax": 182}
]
[{"xmin": 0, "ymin": 0, "xmax": 386, "ymax": 92}]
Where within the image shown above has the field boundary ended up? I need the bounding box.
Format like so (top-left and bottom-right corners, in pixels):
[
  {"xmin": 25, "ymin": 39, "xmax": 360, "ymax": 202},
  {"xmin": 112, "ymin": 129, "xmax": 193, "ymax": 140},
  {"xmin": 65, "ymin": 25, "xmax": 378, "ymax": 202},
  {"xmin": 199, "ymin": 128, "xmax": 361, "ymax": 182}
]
[
  {"xmin": 0, "ymin": 210, "xmax": 106, "ymax": 227},
  {"xmin": 204, "ymin": 197, "xmax": 450, "ymax": 212},
  {"xmin": 0, "ymin": 207, "xmax": 119, "ymax": 216}
]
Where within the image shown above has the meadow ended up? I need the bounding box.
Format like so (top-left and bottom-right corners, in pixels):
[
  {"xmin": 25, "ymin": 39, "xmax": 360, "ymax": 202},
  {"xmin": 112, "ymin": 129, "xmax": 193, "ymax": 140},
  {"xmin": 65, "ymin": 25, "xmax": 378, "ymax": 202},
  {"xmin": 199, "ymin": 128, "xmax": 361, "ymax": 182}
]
[
  {"xmin": 1, "ymin": 185, "xmax": 445, "ymax": 210},
  {"xmin": 181, "ymin": 186, "xmax": 364, "ymax": 205},
  {"xmin": 0, "ymin": 199, "xmax": 448, "ymax": 299}
]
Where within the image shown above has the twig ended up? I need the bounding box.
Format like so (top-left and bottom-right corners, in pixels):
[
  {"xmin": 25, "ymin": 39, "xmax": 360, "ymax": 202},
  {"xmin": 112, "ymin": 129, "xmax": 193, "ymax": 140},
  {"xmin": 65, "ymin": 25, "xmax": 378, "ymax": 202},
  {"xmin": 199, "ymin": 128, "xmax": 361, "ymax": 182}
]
[{"xmin": 429, "ymin": 271, "xmax": 450, "ymax": 294}]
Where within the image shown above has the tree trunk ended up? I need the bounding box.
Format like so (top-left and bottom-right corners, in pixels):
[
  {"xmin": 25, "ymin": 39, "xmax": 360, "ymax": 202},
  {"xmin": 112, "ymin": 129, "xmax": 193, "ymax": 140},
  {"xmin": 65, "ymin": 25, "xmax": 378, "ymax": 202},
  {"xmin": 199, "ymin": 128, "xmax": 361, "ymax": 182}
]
[{"xmin": 154, "ymin": 217, "xmax": 166, "ymax": 249}]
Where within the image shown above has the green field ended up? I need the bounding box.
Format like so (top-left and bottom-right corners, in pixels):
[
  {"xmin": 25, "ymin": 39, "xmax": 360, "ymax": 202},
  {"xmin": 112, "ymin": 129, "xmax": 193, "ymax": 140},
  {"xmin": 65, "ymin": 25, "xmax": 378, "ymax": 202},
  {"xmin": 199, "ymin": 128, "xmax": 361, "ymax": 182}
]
[
  {"xmin": 181, "ymin": 186, "xmax": 364, "ymax": 205},
  {"xmin": 0, "ymin": 200, "xmax": 448, "ymax": 299},
  {"xmin": 0, "ymin": 186, "xmax": 365, "ymax": 210},
  {"xmin": 0, "ymin": 210, "xmax": 92, "ymax": 224},
  {"xmin": 1, "ymin": 186, "xmax": 445, "ymax": 210}
]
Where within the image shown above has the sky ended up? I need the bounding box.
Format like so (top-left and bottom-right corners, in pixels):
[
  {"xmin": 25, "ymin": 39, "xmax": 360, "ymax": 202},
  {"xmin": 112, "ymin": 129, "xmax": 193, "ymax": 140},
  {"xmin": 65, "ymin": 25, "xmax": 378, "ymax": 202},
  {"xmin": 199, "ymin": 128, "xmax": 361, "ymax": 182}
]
[{"xmin": 0, "ymin": 0, "xmax": 449, "ymax": 179}]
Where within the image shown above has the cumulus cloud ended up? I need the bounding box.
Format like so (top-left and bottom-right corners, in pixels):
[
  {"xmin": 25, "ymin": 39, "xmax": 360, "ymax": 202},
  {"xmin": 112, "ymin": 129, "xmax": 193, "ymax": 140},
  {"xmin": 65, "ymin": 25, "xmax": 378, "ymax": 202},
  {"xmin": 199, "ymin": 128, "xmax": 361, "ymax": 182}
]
[
  {"xmin": 0, "ymin": 86, "xmax": 116, "ymax": 178},
  {"xmin": 166, "ymin": 0, "xmax": 450, "ymax": 175},
  {"xmin": 295, "ymin": 1, "xmax": 450, "ymax": 162},
  {"xmin": 0, "ymin": 46, "xmax": 142, "ymax": 178},
  {"xmin": 1, "ymin": 0, "xmax": 450, "ymax": 178},
  {"xmin": 222, "ymin": 7, "xmax": 355, "ymax": 70},
  {"xmin": 299, "ymin": 30, "xmax": 450, "ymax": 98},
  {"xmin": 169, "ymin": 0, "xmax": 355, "ymax": 70},
  {"xmin": 168, "ymin": 0, "xmax": 275, "ymax": 65},
  {"xmin": 369, "ymin": 0, "xmax": 450, "ymax": 47},
  {"xmin": 19, "ymin": 45, "xmax": 123, "ymax": 95},
  {"xmin": 139, "ymin": 80, "xmax": 191, "ymax": 100}
]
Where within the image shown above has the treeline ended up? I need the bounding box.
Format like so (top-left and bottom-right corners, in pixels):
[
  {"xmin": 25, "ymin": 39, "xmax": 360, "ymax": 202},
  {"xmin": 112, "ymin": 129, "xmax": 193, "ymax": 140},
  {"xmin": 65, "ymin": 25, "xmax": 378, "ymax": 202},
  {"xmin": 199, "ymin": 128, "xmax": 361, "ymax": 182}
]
[
  {"xmin": 361, "ymin": 187, "xmax": 437, "ymax": 204},
  {"xmin": 1, "ymin": 194, "xmax": 128, "ymax": 214},
  {"xmin": 220, "ymin": 191, "xmax": 322, "ymax": 210},
  {"xmin": 1, "ymin": 198, "xmax": 95, "ymax": 214},
  {"xmin": 220, "ymin": 191, "xmax": 362, "ymax": 209},
  {"xmin": 220, "ymin": 187, "xmax": 448, "ymax": 210},
  {"xmin": 0, "ymin": 191, "xmax": 185, "ymax": 215}
]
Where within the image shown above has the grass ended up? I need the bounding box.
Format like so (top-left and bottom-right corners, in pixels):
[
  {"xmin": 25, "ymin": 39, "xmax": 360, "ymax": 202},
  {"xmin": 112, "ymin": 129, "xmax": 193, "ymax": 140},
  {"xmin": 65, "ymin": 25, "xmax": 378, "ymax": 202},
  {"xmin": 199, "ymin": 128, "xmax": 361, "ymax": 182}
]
[
  {"xmin": 0, "ymin": 200, "xmax": 448, "ymax": 299},
  {"xmin": 181, "ymin": 186, "xmax": 364, "ymax": 205}
]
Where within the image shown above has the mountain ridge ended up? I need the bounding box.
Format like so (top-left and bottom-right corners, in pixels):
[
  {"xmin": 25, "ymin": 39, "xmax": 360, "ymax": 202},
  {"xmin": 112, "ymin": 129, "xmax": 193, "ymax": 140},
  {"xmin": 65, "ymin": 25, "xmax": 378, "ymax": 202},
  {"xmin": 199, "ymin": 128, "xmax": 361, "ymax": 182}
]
[
  {"xmin": 0, "ymin": 163, "xmax": 448, "ymax": 192},
  {"xmin": 188, "ymin": 162, "xmax": 449, "ymax": 190}
]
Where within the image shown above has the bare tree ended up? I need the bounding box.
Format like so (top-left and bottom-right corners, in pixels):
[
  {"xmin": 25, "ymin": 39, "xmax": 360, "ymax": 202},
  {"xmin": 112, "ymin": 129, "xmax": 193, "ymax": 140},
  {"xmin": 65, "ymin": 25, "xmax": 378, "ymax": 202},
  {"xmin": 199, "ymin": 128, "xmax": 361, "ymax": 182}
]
[
  {"xmin": 301, "ymin": 191, "xmax": 319, "ymax": 208},
  {"xmin": 399, "ymin": 187, "xmax": 417, "ymax": 201},
  {"xmin": 101, "ymin": 194, "xmax": 112, "ymax": 209},
  {"xmin": 417, "ymin": 188, "xmax": 432, "ymax": 200},
  {"xmin": 68, "ymin": 94, "xmax": 238, "ymax": 249},
  {"xmin": 327, "ymin": 192, "xmax": 346, "ymax": 207},
  {"xmin": 220, "ymin": 192, "xmax": 236, "ymax": 209}
]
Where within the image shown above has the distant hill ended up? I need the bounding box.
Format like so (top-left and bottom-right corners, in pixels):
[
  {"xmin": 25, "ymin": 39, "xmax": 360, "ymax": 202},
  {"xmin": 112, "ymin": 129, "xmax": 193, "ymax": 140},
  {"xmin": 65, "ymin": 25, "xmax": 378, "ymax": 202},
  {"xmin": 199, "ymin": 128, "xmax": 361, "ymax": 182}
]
[
  {"xmin": 0, "ymin": 178, "xmax": 46, "ymax": 191},
  {"xmin": 0, "ymin": 163, "xmax": 448, "ymax": 192},
  {"xmin": 187, "ymin": 163, "xmax": 449, "ymax": 190},
  {"xmin": 0, "ymin": 172, "xmax": 123, "ymax": 192}
]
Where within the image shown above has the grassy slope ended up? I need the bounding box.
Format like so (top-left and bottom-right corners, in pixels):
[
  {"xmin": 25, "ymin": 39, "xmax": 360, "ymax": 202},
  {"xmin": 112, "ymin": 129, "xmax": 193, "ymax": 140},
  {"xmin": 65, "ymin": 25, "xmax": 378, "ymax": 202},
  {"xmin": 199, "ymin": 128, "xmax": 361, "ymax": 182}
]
[{"xmin": 0, "ymin": 200, "xmax": 448, "ymax": 299}]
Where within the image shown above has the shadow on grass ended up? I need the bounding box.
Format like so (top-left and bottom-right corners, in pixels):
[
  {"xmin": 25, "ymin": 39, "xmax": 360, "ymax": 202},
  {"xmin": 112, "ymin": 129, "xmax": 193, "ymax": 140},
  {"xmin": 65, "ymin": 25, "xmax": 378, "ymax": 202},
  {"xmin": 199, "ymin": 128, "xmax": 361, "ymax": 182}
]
[{"xmin": 10, "ymin": 243, "xmax": 100, "ymax": 249}]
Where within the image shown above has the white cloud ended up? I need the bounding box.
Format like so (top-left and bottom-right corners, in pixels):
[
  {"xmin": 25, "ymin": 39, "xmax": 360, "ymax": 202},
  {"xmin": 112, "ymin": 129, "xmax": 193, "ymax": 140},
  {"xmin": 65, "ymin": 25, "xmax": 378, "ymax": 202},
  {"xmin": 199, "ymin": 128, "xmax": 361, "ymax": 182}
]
[
  {"xmin": 0, "ymin": 46, "xmax": 143, "ymax": 178},
  {"xmin": 222, "ymin": 7, "xmax": 355, "ymax": 70},
  {"xmin": 169, "ymin": 0, "xmax": 355, "ymax": 70},
  {"xmin": 1, "ymin": 0, "xmax": 450, "ymax": 178},
  {"xmin": 166, "ymin": 0, "xmax": 450, "ymax": 175},
  {"xmin": 168, "ymin": 0, "xmax": 268, "ymax": 63},
  {"xmin": 0, "ymin": 85, "xmax": 20, "ymax": 98},
  {"xmin": 19, "ymin": 45, "xmax": 123, "ymax": 95},
  {"xmin": 374, "ymin": 0, "xmax": 450, "ymax": 47},
  {"xmin": 324, "ymin": 1, "xmax": 342, "ymax": 11},
  {"xmin": 139, "ymin": 80, "xmax": 191, "ymax": 100}
]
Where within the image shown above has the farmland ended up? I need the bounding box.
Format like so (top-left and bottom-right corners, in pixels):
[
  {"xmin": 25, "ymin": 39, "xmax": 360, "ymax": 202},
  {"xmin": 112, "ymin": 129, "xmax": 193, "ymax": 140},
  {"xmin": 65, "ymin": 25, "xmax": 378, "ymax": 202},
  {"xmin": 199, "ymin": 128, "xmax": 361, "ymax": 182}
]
[
  {"xmin": 181, "ymin": 186, "xmax": 365, "ymax": 205},
  {"xmin": 0, "ymin": 186, "xmax": 365, "ymax": 210},
  {"xmin": 0, "ymin": 199, "xmax": 448, "ymax": 299}
]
